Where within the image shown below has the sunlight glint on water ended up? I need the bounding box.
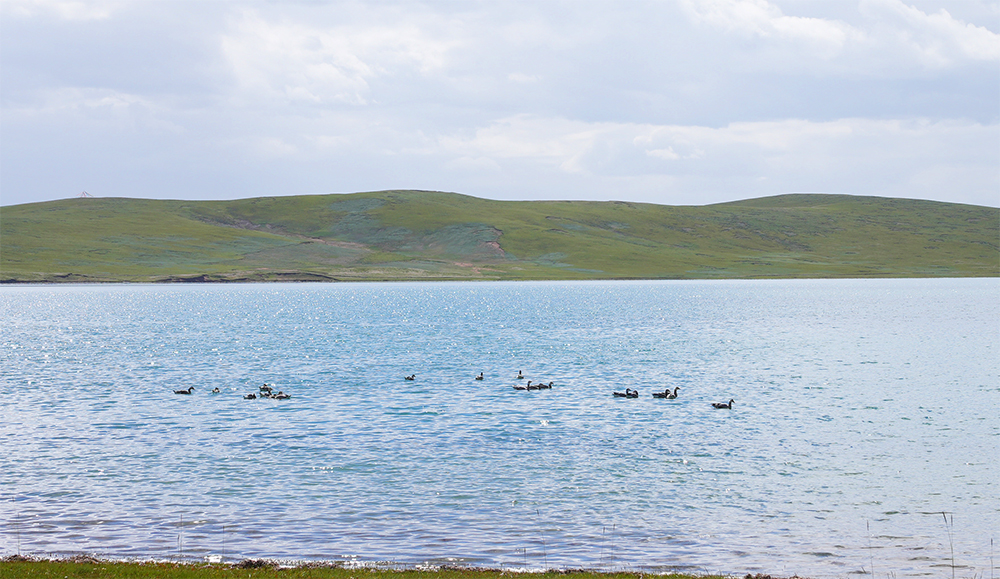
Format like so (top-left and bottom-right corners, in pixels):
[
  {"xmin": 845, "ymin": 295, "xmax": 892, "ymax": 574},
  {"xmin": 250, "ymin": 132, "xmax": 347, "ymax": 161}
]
[{"xmin": 1, "ymin": 279, "xmax": 997, "ymax": 578}]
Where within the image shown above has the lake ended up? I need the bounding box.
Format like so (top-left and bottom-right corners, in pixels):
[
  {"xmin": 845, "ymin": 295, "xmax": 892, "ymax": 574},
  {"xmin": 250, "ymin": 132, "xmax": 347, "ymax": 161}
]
[{"xmin": 1, "ymin": 279, "xmax": 997, "ymax": 578}]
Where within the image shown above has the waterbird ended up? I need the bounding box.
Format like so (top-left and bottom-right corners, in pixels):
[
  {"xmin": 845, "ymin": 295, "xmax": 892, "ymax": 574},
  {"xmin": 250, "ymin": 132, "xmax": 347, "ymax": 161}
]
[
  {"xmin": 211, "ymin": 387, "xmax": 221, "ymax": 394},
  {"xmin": 653, "ymin": 386, "xmax": 680, "ymax": 399},
  {"xmin": 613, "ymin": 388, "xmax": 639, "ymax": 398},
  {"xmin": 516, "ymin": 370, "xmax": 524, "ymax": 379},
  {"xmin": 404, "ymin": 374, "xmax": 416, "ymax": 381},
  {"xmin": 244, "ymin": 393, "xmax": 257, "ymax": 400},
  {"xmin": 274, "ymin": 391, "xmax": 291, "ymax": 400},
  {"xmin": 475, "ymin": 372, "xmax": 484, "ymax": 380},
  {"xmin": 174, "ymin": 386, "xmax": 195, "ymax": 395},
  {"xmin": 712, "ymin": 399, "xmax": 735, "ymax": 409},
  {"xmin": 260, "ymin": 384, "xmax": 273, "ymax": 393},
  {"xmin": 513, "ymin": 383, "xmax": 528, "ymax": 391}
]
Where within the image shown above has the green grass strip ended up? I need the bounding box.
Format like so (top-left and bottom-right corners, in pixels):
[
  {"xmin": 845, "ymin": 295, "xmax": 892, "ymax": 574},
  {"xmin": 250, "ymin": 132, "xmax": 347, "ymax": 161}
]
[{"xmin": 0, "ymin": 557, "xmax": 742, "ymax": 579}]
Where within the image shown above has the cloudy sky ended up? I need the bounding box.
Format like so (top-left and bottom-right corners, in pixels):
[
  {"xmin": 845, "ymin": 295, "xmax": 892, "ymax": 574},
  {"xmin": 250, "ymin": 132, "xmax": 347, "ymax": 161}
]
[{"xmin": 1, "ymin": 0, "xmax": 998, "ymax": 208}]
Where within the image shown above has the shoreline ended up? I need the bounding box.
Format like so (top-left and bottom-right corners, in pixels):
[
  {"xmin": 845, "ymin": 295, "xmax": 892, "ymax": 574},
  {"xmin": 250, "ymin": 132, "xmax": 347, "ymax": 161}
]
[
  {"xmin": 2, "ymin": 273, "xmax": 998, "ymax": 286},
  {"xmin": 0, "ymin": 555, "xmax": 795, "ymax": 579}
]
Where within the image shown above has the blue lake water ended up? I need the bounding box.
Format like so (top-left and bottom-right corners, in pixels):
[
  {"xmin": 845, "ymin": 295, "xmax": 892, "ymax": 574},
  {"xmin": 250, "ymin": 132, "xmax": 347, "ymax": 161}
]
[{"xmin": 1, "ymin": 279, "xmax": 997, "ymax": 578}]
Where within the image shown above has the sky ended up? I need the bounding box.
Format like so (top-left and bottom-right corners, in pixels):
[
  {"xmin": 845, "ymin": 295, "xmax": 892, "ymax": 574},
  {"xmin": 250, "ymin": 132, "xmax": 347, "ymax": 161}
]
[{"xmin": 1, "ymin": 0, "xmax": 998, "ymax": 208}]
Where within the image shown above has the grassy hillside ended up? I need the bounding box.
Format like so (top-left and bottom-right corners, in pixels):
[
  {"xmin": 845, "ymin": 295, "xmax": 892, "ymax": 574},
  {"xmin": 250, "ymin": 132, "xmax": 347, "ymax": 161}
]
[{"xmin": 1, "ymin": 191, "xmax": 997, "ymax": 282}]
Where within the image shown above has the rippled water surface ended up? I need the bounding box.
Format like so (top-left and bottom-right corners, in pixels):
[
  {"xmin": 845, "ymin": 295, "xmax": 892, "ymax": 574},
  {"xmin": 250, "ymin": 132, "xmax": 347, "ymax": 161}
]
[{"xmin": 1, "ymin": 279, "xmax": 997, "ymax": 577}]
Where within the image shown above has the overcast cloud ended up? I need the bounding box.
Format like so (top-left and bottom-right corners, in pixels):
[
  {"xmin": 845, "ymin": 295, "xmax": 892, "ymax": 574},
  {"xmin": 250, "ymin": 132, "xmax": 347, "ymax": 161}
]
[{"xmin": 1, "ymin": 0, "xmax": 997, "ymax": 207}]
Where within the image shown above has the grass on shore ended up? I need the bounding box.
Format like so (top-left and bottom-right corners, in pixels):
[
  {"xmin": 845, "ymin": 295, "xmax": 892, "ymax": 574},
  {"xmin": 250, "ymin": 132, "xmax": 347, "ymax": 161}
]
[{"xmin": 0, "ymin": 557, "xmax": 745, "ymax": 579}]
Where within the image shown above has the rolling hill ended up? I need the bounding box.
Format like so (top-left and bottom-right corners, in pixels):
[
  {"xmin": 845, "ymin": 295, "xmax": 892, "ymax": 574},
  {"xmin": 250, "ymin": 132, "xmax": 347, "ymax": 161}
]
[{"xmin": 1, "ymin": 190, "xmax": 997, "ymax": 282}]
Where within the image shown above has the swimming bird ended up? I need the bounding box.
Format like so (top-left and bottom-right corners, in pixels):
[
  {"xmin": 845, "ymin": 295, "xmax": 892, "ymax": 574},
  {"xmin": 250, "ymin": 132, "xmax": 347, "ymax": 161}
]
[
  {"xmin": 260, "ymin": 384, "xmax": 273, "ymax": 393},
  {"xmin": 613, "ymin": 388, "xmax": 639, "ymax": 398},
  {"xmin": 526, "ymin": 381, "xmax": 540, "ymax": 390},
  {"xmin": 537, "ymin": 381, "xmax": 553, "ymax": 389},
  {"xmin": 516, "ymin": 371, "xmax": 524, "ymax": 379},
  {"xmin": 475, "ymin": 372, "xmax": 484, "ymax": 380},
  {"xmin": 174, "ymin": 386, "xmax": 195, "ymax": 395},
  {"xmin": 244, "ymin": 393, "xmax": 257, "ymax": 400},
  {"xmin": 513, "ymin": 383, "xmax": 528, "ymax": 391},
  {"xmin": 404, "ymin": 374, "xmax": 416, "ymax": 381},
  {"xmin": 211, "ymin": 387, "xmax": 221, "ymax": 394},
  {"xmin": 653, "ymin": 386, "xmax": 680, "ymax": 399},
  {"xmin": 712, "ymin": 398, "xmax": 735, "ymax": 409},
  {"xmin": 274, "ymin": 391, "xmax": 291, "ymax": 400}
]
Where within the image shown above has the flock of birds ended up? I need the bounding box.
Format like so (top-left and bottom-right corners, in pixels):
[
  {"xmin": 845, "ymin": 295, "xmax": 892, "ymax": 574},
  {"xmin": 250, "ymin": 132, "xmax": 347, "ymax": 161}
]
[
  {"xmin": 172, "ymin": 383, "xmax": 291, "ymax": 400},
  {"xmin": 454, "ymin": 370, "xmax": 734, "ymax": 409},
  {"xmin": 607, "ymin": 384, "xmax": 731, "ymax": 408},
  {"xmin": 244, "ymin": 384, "xmax": 292, "ymax": 399},
  {"xmin": 174, "ymin": 372, "xmax": 735, "ymax": 409}
]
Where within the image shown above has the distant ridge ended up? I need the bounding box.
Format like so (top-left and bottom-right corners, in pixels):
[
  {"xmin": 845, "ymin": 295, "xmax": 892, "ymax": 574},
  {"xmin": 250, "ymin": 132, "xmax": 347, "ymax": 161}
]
[{"xmin": 1, "ymin": 191, "xmax": 997, "ymax": 282}]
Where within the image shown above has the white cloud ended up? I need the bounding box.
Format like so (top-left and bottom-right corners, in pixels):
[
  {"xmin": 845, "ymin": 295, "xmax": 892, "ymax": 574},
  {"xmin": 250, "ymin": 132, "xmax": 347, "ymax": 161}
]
[
  {"xmin": 249, "ymin": 136, "xmax": 297, "ymax": 158},
  {"xmin": 310, "ymin": 134, "xmax": 351, "ymax": 149},
  {"xmin": 220, "ymin": 12, "xmax": 372, "ymax": 106},
  {"xmin": 438, "ymin": 115, "xmax": 625, "ymax": 175},
  {"xmin": 219, "ymin": 9, "xmax": 457, "ymax": 107},
  {"xmin": 508, "ymin": 72, "xmax": 541, "ymax": 83},
  {"xmin": 37, "ymin": 87, "xmax": 147, "ymax": 111},
  {"xmin": 679, "ymin": 0, "xmax": 859, "ymax": 57},
  {"xmin": 441, "ymin": 115, "xmax": 860, "ymax": 174},
  {"xmin": 0, "ymin": 0, "xmax": 123, "ymax": 20},
  {"xmin": 1, "ymin": 1, "xmax": 997, "ymax": 207},
  {"xmin": 647, "ymin": 147, "xmax": 681, "ymax": 161},
  {"xmin": 860, "ymin": 0, "xmax": 1000, "ymax": 66},
  {"xmin": 445, "ymin": 156, "xmax": 502, "ymax": 173},
  {"xmin": 680, "ymin": 0, "xmax": 1000, "ymax": 71},
  {"xmin": 433, "ymin": 114, "xmax": 997, "ymax": 205}
]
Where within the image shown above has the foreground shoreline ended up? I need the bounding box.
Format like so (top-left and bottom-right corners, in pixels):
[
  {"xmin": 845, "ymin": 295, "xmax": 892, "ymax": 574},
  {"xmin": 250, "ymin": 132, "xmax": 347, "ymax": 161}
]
[
  {"xmin": 0, "ymin": 556, "xmax": 795, "ymax": 579},
  {"xmin": 3, "ymin": 273, "xmax": 998, "ymax": 285}
]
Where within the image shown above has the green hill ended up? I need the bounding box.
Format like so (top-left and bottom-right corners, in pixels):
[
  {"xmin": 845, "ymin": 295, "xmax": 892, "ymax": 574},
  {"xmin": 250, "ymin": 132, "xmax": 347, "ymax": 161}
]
[{"xmin": 1, "ymin": 191, "xmax": 997, "ymax": 282}]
